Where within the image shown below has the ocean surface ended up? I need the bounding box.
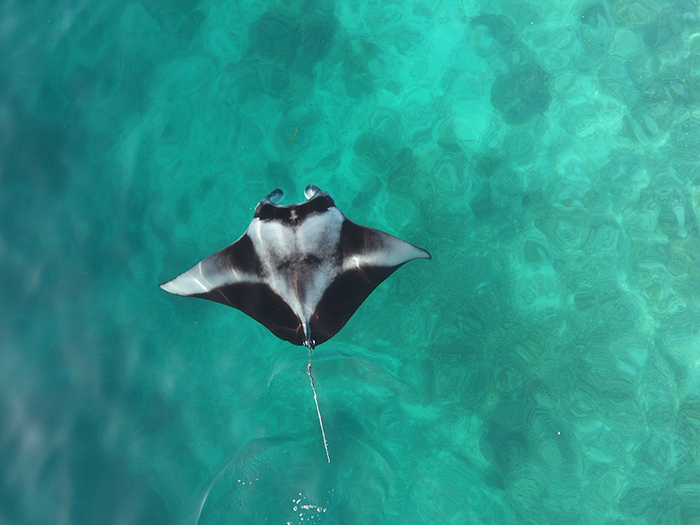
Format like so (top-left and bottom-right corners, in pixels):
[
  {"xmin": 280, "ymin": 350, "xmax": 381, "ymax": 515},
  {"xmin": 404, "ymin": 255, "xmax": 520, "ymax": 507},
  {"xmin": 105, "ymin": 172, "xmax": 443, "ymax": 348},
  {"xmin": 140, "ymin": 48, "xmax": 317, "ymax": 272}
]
[{"xmin": 2, "ymin": 0, "xmax": 700, "ymax": 523}]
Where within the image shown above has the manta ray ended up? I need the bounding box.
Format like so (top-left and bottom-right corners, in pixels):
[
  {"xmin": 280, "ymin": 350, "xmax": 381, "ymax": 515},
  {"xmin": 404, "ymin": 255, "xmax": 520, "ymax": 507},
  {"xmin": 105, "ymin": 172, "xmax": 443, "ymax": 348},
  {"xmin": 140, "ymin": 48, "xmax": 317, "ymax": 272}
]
[{"xmin": 160, "ymin": 185, "xmax": 431, "ymax": 462}]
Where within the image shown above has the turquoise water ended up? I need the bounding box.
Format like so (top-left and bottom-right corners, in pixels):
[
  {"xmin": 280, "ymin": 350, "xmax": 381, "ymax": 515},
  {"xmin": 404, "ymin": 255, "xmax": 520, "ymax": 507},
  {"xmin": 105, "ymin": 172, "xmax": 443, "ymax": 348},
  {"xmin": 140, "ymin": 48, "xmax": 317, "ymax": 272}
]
[{"xmin": 2, "ymin": 0, "xmax": 700, "ymax": 523}]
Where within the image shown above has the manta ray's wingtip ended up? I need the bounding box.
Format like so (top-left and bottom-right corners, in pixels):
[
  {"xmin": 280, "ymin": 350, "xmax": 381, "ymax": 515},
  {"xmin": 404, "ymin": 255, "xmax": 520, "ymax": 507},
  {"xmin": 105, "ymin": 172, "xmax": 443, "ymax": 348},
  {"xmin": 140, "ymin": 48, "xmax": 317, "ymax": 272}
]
[
  {"xmin": 406, "ymin": 244, "xmax": 431, "ymax": 262},
  {"xmin": 418, "ymin": 247, "xmax": 432, "ymax": 260},
  {"xmin": 159, "ymin": 278, "xmax": 189, "ymax": 296}
]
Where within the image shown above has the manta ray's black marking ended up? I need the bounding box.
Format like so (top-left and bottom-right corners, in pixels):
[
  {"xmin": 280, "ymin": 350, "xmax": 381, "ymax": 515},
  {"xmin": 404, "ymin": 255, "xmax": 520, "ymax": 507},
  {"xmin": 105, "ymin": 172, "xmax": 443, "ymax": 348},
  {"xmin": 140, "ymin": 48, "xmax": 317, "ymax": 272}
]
[{"xmin": 159, "ymin": 184, "xmax": 431, "ymax": 462}]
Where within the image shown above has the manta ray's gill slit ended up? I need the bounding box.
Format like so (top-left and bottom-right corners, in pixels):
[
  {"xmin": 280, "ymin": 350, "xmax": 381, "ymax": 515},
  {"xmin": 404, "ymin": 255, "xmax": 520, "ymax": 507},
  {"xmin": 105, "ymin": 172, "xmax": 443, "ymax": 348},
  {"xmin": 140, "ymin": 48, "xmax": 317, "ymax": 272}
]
[
  {"xmin": 355, "ymin": 264, "xmax": 370, "ymax": 283},
  {"xmin": 216, "ymin": 289, "xmax": 235, "ymax": 308}
]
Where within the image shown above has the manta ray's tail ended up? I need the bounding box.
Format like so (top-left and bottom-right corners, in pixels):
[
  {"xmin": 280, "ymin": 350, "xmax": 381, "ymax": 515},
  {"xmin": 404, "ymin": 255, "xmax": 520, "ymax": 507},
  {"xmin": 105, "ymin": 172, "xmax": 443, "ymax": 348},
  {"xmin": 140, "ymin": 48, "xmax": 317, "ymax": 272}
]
[{"xmin": 304, "ymin": 338, "xmax": 331, "ymax": 464}]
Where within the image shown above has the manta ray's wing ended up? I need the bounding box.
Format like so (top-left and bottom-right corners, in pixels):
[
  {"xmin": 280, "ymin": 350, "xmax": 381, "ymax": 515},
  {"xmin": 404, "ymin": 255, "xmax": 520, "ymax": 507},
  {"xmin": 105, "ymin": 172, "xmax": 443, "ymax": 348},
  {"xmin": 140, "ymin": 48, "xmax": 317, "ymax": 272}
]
[
  {"xmin": 308, "ymin": 219, "xmax": 431, "ymax": 346},
  {"xmin": 159, "ymin": 234, "xmax": 305, "ymax": 345}
]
